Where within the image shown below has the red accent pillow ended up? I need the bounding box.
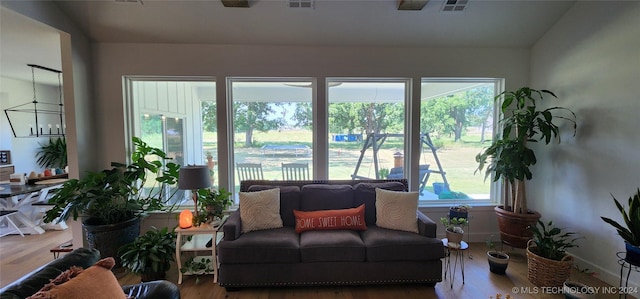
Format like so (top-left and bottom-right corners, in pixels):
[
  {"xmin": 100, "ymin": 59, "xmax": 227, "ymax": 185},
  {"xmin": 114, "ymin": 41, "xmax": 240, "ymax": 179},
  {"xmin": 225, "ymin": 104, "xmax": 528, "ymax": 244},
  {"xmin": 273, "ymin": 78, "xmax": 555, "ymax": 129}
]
[{"xmin": 293, "ymin": 204, "xmax": 367, "ymax": 233}]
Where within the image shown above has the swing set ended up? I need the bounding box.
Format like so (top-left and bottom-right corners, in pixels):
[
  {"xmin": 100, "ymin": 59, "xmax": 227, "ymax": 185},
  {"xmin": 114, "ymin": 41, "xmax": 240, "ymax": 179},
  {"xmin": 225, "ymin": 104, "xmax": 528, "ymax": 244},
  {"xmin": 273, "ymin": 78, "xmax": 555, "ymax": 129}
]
[{"xmin": 350, "ymin": 132, "xmax": 449, "ymax": 194}]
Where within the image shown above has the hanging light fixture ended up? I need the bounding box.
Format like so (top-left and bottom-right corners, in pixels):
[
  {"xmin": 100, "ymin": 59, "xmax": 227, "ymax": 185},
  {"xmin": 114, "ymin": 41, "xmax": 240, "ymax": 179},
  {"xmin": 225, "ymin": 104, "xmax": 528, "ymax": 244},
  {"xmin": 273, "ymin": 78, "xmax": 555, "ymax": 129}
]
[{"xmin": 4, "ymin": 64, "xmax": 65, "ymax": 138}]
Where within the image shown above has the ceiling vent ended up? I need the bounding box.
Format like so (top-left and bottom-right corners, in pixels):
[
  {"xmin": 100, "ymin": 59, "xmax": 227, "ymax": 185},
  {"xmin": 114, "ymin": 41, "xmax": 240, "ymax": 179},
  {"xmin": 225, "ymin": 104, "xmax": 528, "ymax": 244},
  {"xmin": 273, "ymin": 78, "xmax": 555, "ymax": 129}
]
[
  {"xmin": 114, "ymin": 0, "xmax": 144, "ymax": 4},
  {"xmin": 441, "ymin": 0, "xmax": 468, "ymax": 12},
  {"xmin": 222, "ymin": 0, "xmax": 249, "ymax": 7},
  {"xmin": 288, "ymin": 0, "xmax": 314, "ymax": 9},
  {"xmin": 397, "ymin": 0, "xmax": 429, "ymax": 11}
]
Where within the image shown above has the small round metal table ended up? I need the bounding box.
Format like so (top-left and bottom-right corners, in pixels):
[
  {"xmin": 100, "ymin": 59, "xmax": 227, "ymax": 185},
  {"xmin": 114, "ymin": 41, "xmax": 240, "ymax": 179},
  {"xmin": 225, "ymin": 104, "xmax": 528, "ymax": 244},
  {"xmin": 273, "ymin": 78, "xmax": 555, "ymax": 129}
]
[{"xmin": 442, "ymin": 238, "xmax": 468, "ymax": 288}]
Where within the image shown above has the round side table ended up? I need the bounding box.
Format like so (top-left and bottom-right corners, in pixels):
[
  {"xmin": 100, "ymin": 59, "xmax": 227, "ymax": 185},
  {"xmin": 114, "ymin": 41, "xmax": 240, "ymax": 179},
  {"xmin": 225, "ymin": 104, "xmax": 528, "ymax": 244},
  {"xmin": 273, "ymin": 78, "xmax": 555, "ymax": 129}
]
[{"xmin": 442, "ymin": 238, "xmax": 469, "ymax": 288}]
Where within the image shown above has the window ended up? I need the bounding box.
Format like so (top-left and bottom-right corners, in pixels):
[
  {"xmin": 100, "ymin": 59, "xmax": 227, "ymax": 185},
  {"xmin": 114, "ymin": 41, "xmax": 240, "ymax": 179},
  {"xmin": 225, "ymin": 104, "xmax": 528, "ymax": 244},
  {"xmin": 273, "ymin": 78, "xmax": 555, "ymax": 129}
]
[
  {"xmin": 125, "ymin": 76, "xmax": 502, "ymax": 206},
  {"xmin": 228, "ymin": 78, "xmax": 314, "ymax": 191},
  {"xmin": 419, "ymin": 79, "xmax": 499, "ymax": 203},
  {"xmin": 125, "ymin": 78, "xmax": 216, "ymax": 206}
]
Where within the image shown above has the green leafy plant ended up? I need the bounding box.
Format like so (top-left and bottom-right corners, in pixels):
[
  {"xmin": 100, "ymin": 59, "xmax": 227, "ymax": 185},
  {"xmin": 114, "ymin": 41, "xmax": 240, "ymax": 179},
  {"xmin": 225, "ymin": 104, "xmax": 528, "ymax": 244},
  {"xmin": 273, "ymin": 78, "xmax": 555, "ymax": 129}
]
[
  {"xmin": 43, "ymin": 137, "xmax": 181, "ymax": 225},
  {"xmin": 440, "ymin": 217, "xmax": 468, "ymax": 233},
  {"xmin": 476, "ymin": 87, "xmax": 576, "ymax": 214},
  {"xmin": 600, "ymin": 188, "xmax": 640, "ymax": 246},
  {"xmin": 529, "ymin": 220, "xmax": 581, "ymax": 261},
  {"xmin": 35, "ymin": 137, "xmax": 67, "ymax": 169},
  {"xmin": 119, "ymin": 226, "xmax": 176, "ymax": 277},
  {"xmin": 195, "ymin": 188, "xmax": 232, "ymax": 226},
  {"xmin": 180, "ymin": 256, "xmax": 214, "ymax": 284}
]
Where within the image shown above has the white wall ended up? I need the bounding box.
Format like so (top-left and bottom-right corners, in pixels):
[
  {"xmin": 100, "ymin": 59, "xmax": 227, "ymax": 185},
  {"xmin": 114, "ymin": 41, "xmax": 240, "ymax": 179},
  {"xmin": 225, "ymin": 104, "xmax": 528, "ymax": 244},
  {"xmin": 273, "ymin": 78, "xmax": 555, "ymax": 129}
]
[
  {"xmin": 529, "ymin": 1, "xmax": 640, "ymax": 288},
  {"xmin": 0, "ymin": 77, "xmax": 61, "ymax": 175}
]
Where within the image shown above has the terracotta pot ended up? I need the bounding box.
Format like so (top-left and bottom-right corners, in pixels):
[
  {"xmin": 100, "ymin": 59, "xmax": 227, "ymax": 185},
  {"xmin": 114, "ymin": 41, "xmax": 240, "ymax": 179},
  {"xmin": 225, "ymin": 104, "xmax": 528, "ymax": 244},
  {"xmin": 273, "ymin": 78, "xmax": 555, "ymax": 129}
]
[
  {"xmin": 494, "ymin": 206, "xmax": 541, "ymax": 249},
  {"xmin": 445, "ymin": 228, "xmax": 464, "ymax": 244}
]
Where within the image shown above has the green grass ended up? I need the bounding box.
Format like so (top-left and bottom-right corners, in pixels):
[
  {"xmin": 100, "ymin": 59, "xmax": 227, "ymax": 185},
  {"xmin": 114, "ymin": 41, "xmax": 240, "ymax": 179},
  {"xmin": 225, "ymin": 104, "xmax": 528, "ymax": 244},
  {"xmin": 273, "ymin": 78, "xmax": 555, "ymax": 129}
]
[{"xmin": 201, "ymin": 129, "xmax": 491, "ymax": 196}]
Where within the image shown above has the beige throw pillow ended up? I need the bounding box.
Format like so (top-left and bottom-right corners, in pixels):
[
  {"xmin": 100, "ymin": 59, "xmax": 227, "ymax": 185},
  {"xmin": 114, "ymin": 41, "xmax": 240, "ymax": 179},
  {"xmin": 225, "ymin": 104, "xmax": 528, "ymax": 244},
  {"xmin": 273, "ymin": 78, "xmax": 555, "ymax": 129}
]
[
  {"xmin": 375, "ymin": 188, "xmax": 419, "ymax": 233},
  {"xmin": 240, "ymin": 188, "xmax": 283, "ymax": 233}
]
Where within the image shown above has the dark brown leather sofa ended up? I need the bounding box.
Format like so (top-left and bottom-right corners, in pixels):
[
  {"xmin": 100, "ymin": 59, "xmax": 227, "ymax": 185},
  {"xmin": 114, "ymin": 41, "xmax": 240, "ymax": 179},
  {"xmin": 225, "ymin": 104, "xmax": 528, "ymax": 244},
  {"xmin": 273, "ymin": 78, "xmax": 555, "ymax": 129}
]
[{"xmin": 218, "ymin": 179, "xmax": 444, "ymax": 290}]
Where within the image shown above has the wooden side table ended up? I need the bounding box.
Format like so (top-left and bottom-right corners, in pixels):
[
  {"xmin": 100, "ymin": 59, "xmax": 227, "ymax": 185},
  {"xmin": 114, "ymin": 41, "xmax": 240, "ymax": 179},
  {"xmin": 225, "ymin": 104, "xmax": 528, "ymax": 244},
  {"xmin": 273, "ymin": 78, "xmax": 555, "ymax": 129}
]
[
  {"xmin": 175, "ymin": 218, "xmax": 226, "ymax": 284},
  {"xmin": 442, "ymin": 238, "xmax": 468, "ymax": 288}
]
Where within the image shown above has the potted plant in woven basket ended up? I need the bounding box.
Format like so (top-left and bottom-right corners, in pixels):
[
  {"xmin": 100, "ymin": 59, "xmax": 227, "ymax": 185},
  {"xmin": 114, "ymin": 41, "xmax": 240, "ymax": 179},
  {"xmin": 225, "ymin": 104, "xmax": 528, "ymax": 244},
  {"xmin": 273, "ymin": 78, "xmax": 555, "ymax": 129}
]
[
  {"xmin": 527, "ymin": 220, "xmax": 581, "ymax": 288},
  {"xmin": 600, "ymin": 188, "xmax": 640, "ymax": 267}
]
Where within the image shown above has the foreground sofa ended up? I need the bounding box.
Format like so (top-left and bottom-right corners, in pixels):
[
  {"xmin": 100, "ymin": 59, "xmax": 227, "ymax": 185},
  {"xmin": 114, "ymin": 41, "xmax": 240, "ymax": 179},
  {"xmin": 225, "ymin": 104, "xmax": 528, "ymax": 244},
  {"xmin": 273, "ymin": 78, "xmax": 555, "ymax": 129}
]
[
  {"xmin": 0, "ymin": 248, "xmax": 180, "ymax": 299},
  {"xmin": 218, "ymin": 179, "xmax": 445, "ymax": 289}
]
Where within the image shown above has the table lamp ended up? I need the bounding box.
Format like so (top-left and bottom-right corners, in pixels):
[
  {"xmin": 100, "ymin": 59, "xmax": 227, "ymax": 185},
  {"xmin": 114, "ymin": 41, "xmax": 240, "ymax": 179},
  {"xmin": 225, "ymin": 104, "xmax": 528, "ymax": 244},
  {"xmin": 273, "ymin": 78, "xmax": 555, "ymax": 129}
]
[{"xmin": 178, "ymin": 165, "xmax": 212, "ymax": 220}]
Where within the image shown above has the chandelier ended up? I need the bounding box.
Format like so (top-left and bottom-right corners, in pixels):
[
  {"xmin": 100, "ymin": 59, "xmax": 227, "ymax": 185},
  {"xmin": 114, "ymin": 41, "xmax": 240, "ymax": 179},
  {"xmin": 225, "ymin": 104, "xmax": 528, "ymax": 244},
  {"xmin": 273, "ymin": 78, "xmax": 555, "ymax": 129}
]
[{"xmin": 4, "ymin": 64, "xmax": 65, "ymax": 138}]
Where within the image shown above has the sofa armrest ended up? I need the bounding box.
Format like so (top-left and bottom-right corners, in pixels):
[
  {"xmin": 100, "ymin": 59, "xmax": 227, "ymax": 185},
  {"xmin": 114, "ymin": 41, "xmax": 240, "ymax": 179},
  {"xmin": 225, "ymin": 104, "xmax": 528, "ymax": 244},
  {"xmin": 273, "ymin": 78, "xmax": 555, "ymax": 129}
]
[
  {"xmin": 122, "ymin": 280, "xmax": 180, "ymax": 299},
  {"xmin": 417, "ymin": 210, "xmax": 437, "ymax": 238},
  {"xmin": 222, "ymin": 210, "xmax": 242, "ymax": 241},
  {"xmin": 0, "ymin": 248, "xmax": 100, "ymax": 299}
]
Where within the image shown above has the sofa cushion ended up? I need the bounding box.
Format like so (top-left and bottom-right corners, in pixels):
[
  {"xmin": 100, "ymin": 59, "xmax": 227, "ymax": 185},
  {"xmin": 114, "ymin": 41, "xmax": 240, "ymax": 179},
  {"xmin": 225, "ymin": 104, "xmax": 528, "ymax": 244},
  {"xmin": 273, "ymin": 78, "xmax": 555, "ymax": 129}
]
[
  {"xmin": 354, "ymin": 182, "xmax": 406, "ymax": 225},
  {"xmin": 299, "ymin": 230, "xmax": 365, "ymax": 262},
  {"xmin": 247, "ymin": 185, "xmax": 301, "ymax": 227},
  {"xmin": 27, "ymin": 257, "xmax": 126, "ymax": 299},
  {"xmin": 239, "ymin": 188, "xmax": 283, "ymax": 233},
  {"xmin": 293, "ymin": 204, "xmax": 366, "ymax": 233},
  {"xmin": 375, "ymin": 188, "xmax": 419, "ymax": 233},
  {"xmin": 300, "ymin": 184, "xmax": 354, "ymax": 211},
  {"xmin": 361, "ymin": 226, "xmax": 445, "ymax": 262},
  {"xmin": 218, "ymin": 227, "xmax": 300, "ymax": 264},
  {"xmin": 1, "ymin": 248, "xmax": 100, "ymax": 299}
]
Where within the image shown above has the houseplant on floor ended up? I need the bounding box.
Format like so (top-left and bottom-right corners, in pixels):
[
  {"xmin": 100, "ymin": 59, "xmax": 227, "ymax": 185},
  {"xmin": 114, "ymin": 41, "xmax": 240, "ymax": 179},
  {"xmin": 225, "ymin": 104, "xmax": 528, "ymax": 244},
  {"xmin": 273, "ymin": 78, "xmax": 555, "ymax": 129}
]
[
  {"xmin": 476, "ymin": 87, "xmax": 577, "ymax": 248},
  {"xmin": 600, "ymin": 188, "xmax": 640, "ymax": 266},
  {"xmin": 43, "ymin": 137, "xmax": 180, "ymax": 264},
  {"xmin": 526, "ymin": 220, "xmax": 581, "ymax": 287},
  {"xmin": 485, "ymin": 235, "xmax": 509, "ymax": 275},
  {"xmin": 119, "ymin": 226, "xmax": 177, "ymax": 282}
]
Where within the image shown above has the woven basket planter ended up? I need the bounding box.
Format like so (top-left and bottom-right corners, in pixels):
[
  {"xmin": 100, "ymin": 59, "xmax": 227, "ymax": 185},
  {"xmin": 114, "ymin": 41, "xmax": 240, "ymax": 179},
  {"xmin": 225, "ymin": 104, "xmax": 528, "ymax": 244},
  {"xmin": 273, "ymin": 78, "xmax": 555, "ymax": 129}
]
[{"xmin": 526, "ymin": 240, "xmax": 573, "ymax": 288}]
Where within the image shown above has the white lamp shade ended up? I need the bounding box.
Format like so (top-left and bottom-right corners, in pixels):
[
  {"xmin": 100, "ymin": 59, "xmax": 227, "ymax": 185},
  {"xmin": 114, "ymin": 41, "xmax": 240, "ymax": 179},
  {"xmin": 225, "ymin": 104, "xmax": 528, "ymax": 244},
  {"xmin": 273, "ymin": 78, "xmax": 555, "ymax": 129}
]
[{"xmin": 178, "ymin": 165, "xmax": 212, "ymax": 190}]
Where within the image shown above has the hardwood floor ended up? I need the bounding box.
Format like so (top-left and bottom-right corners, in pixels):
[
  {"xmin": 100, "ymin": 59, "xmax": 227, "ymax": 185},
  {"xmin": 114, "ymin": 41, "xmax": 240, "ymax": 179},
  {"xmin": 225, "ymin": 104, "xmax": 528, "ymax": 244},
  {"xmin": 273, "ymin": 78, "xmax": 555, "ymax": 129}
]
[{"xmin": 1, "ymin": 230, "xmax": 634, "ymax": 299}]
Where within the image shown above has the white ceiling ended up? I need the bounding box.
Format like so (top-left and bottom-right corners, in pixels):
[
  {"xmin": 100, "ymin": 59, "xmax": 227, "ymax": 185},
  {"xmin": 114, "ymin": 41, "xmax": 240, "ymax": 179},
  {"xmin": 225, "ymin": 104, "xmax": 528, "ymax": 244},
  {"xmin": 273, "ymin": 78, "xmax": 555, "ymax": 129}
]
[{"xmin": 1, "ymin": 0, "xmax": 577, "ymax": 85}]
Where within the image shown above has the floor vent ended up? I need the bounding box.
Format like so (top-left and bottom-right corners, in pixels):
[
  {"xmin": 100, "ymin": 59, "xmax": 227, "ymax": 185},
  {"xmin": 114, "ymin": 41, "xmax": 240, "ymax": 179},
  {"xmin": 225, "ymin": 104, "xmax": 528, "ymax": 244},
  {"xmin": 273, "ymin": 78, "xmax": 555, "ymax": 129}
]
[{"xmin": 441, "ymin": 0, "xmax": 467, "ymax": 12}]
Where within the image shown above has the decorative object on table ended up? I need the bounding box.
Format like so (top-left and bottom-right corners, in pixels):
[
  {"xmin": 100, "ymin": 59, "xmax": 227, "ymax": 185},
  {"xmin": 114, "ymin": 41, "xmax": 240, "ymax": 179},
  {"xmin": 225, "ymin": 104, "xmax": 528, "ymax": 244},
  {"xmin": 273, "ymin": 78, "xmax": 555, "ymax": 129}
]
[
  {"xmin": 119, "ymin": 226, "xmax": 177, "ymax": 282},
  {"xmin": 526, "ymin": 220, "xmax": 581, "ymax": 287},
  {"xmin": 476, "ymin": 87, "xmax": 577, "ymax": 249},
  {"xmin": 197, "ymin": 187, "xmax": 232, "ymax": 225},
  {"xmin": 43, "ymin": 137, "xmax": 180, "ymax": 264},
  {"xmin": 440, "ymin": 216, "xmax": 467, "ymax": 245},
  {"xmin": 9, "ymin": 173, "xmax": 26, "ymax": 186},
  {"xmin": 600, "ymin": 188, "xmax": 640, "ymax": 267},
  {"xmin": 35, "ymin": 137, "xmax": 67, "ymax": 170},
  {"xmin": 563, "ymin": 281, "xmax": 596, "ymax": 299},
  {"xmin": 178, "ymin": 165, "xmax": 212, "ymax": 226},
  {"xmin": 485, "ymin": 235, "xmax": 509, "ymax": 275},
  {"xmin": 179, "ymin": 209, "xmax": 194, "ymax": 229},
  {"xmin": 3, "ymin": 64, "xmax": 66, "ymax": 138},
  {"xmin": 0, "ymin": 150, "xmax": 11, "ymax": 164}
]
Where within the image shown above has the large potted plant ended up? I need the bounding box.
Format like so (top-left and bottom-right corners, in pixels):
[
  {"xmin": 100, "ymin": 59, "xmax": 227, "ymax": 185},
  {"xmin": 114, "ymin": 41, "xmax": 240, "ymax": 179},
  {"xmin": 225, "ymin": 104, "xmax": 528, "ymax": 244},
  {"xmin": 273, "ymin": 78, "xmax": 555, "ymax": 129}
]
[
  {"xmin": 601, "ymin": 188, "xmax": 640, "ymax": 266},
  {"xmin": 526, "ymin": 220, "xmax": 580, "ymax": 288},
  {"xmin": 476, "ymin": 87, "xmax": 577, "ymax": 248},
  {"xmin": 43, "ymin": 137, "xmax": 180, "ymax": 264},
  {"xmin": 119, "ymin": 226, "xmax": 177, "ymax": 282}
]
